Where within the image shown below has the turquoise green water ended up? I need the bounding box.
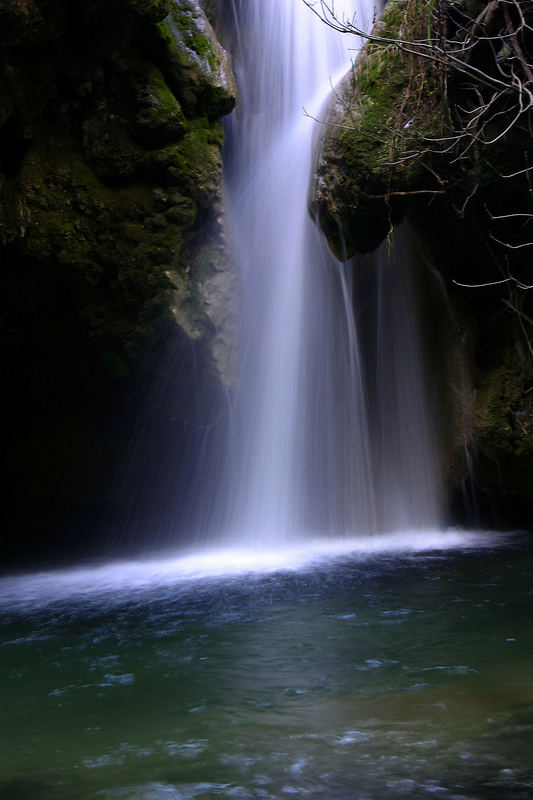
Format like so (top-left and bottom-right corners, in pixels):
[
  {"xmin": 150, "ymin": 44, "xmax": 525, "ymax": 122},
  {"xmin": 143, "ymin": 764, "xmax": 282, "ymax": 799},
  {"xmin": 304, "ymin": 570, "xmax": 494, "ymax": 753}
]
[{"xmin": 1, "ymin": 533, "xmax": 533, "ymax": 799}]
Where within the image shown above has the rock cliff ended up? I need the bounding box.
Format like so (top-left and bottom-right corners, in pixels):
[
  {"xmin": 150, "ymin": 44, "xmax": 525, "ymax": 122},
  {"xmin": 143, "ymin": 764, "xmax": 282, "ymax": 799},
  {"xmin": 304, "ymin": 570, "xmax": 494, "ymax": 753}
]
[
  {"xmin": 0, "ymin": 0, "xmax": 236, "ymax": 556},
  {"xmin": 314, "ymin": 0, "xmax": 533, "ymax": 527}
]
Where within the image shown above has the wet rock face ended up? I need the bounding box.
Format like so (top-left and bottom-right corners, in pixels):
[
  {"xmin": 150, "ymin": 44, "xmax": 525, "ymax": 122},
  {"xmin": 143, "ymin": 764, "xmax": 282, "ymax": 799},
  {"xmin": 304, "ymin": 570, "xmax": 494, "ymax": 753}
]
[
  {"xmin": 314, "ymin": 0, "xmax": 533, "ymax": 528},
  {"xmin": 311, "ymin": 0, "xmax": 446, "ymax": 258},
  {"xmin": 0, "ymin": 0, "xmax": 236, "ymax": 550}
]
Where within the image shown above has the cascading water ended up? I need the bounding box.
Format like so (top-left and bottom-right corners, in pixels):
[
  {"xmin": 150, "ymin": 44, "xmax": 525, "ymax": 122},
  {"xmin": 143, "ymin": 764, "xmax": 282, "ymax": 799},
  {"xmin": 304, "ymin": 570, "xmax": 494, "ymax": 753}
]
[
  {"xmin": 213, "ymin": 0, "xmax": 440, "ymax": 544},
  {"xmin": 217, "ymin": 0, "xmax": 372, "ymax": 543},
  {"xmin": 113, "ymin": 0, "xmax": 441, "ymax": 551}
]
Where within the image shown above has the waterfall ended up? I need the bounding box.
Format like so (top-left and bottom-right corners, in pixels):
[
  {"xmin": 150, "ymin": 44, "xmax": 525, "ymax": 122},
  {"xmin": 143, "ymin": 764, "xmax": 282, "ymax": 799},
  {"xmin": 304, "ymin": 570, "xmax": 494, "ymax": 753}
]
[
  {"xmin": 212, "ymin": 0, "xmax": 436, "ymax": 543},
  {"xmin": 214, "ymin": 0, "xmax": 372, "ymax": 544},
  {"xmin": 117, "ymin": 0, "xmax": 441, "ymax": 551},
  {"xmin": 213, "ymin": 0, "xmax": 440, "ymax": 545}
]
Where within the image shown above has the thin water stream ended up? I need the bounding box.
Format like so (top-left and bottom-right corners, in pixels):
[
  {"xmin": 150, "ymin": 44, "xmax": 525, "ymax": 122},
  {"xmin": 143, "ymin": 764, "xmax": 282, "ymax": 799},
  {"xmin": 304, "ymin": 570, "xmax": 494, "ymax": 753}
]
[{"xmin": 1, "ymin": 533, "xmax": 533, "ymax": 799}]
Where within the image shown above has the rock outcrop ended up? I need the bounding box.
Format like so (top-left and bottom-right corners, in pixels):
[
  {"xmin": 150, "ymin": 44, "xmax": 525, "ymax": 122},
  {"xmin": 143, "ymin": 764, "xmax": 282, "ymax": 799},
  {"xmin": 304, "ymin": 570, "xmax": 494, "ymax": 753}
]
[
  {"xmin": 0, "ymin": 0, "xmax": 236, "ymax": 556},
  {"xmin": 314, "ymin": 0, "xmax": 533, "ymax": 527}
]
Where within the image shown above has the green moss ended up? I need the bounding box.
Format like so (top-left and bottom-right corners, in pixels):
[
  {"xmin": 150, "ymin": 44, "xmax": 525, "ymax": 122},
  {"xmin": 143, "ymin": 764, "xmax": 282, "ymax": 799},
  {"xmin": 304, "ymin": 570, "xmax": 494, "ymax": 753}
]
[
  {"xmin": 143, "ymin": 116, "xmax": 221, "ymax": 204},
  {"xmin": 156, "ymin": 18, "xmax": 176, "ymax": 46},
  {"xmin": 207, "ymin": 121, "xmax": 224, "ymax": 146},
  {"xmin": 315, "ymin": 0, "xmax": 447, "ymax": 255},
  {"xmin": 166, "ymin": 2, "xmax": 215, "ymax": 69},
  {"xmin": 133, "ymin": 63, "xmax": 186, "ymax": 146},
  {"xmin": 4, "ymin": 128, "xmax": 187, "ymax": 366},
  {"xmin": 169, "ymin": 3, "xmax": 199, "ymax": 31},
  {"xmin": 148, "ymin": 67, "xmax": 179, "ymax": 112},
  {"xmin": 192, "ymin": 34, "xmax": 216, "ymax": 71},
  {"xmin": 153, "ymin": 3, "xmax": 235, "ymax": 118},
  {"xmin": 165, "ymin": 192, "xmax": 197, "ymax": 225},
  {"xmin": 342, "ymin": 7, "xmax": 443, "ymax": 179}
]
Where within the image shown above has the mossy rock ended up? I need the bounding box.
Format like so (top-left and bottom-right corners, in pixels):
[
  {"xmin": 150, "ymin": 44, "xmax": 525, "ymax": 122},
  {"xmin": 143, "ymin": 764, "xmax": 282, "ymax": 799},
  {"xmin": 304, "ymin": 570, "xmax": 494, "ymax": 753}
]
[
  {"xmin": 132, "ymin": 63, "xmax": 187, "ymax": 147},
  {"xmin": 5, "ymin": 136, "xmax": 178, "ymax": 363},
  {"xmin": 313, "ymin": 0, "xmax": 533, "ymax": 527},
  {"xmin": 0, "ymin": 0, "xmax": 236, "ymax": 549},
  {"xmin": 198, "ymin": 0, "xmax": 216, "ymax": 25},
  {"xmin": 150, "ymin": 0, "xmax": 236, "ymax": 119},
  {"xmin": 143, "ymin": 118, "xmax": 222, "ymax": 204},
  {"xmin": 313, "ymin": 0, "xmax": 446, "ymax": 256}
]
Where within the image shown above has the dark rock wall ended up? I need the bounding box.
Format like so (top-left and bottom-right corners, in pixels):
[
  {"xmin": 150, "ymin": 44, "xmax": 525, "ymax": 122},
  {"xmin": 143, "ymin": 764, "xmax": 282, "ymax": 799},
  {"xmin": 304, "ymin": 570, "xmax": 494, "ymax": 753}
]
[
  {"xmin": 314, "ymin": 0, "xmax": 533, "ymax": 528},
  {"xmin": 0, "ymin": 0, "xmax": 236, "ymax": 559}
]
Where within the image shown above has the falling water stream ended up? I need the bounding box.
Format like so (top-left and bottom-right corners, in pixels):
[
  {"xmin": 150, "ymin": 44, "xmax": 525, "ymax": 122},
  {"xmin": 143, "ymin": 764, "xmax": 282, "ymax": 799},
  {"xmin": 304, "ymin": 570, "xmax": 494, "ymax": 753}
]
[
  {"xmin": 213, "ymin": 0, "xmax": 439, "ymax": 543},
  {"xmin": 216, "ymin": 0, "xmax": 376, "ymax": 541},
  {"xmin": 2, "ymin": 2, "xmax": 532, "ymax": 798}
]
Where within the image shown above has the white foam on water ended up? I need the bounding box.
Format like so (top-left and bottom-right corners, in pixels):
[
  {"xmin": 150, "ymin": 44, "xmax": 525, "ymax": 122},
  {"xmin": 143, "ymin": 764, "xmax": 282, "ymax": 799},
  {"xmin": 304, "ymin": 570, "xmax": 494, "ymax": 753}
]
[{"xmin": 0, "ymin": 530, "xmax": 506, "ymax": 612}]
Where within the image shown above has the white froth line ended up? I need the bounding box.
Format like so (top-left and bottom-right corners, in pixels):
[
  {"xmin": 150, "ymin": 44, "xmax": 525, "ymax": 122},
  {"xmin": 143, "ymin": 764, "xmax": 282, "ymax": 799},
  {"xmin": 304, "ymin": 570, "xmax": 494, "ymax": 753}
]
[{"xmin": 0, "ymin": 530, "xmax": 505, "ymax": 610}]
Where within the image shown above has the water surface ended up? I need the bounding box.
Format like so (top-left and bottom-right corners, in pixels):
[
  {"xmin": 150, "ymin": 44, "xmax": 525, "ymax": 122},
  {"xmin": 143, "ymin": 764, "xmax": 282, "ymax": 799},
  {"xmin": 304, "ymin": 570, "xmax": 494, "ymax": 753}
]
[{"xmin": 1, "ymin": 531, "xmax": 532, "ymax": 799}]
